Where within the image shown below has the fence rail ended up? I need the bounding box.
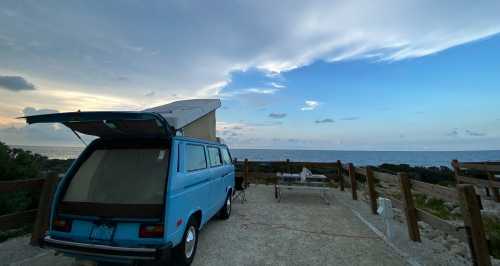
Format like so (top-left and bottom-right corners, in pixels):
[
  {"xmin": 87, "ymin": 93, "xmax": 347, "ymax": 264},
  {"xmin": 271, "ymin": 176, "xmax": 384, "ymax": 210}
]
[
  {"xmin": 0, "ymin": 209, "xmax": 38, "ymax": 231},
  {"xmin": 0, "ymin": 178, "xmax": 45, "ymax": 193},
  {"xmin": 457, "ymin": 162, "xmax": 500, "ymax": 173}
]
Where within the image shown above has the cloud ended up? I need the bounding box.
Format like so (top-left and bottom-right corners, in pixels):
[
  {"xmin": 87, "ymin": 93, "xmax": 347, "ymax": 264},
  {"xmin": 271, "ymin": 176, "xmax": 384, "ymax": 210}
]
[
  {"xmin": 219, "ymin": 86, "xmax": 283, "ymax": 108},
  {"xmin": 315, "ymin": 118, "xmax": 334, "ymax": 123},
  {"xmin": 116, "ymin": 76, "xmax": 129, "ymax": 81},
  {"xmin": 465, "ymin": 129, "xmax": 486, "ymax": 137},
  {"xmin": 220, "ymin": 130, "xmax": 239, "ymax": 137},
  {"xmin": 340, "ymin": 116, "xmax": 360, "ymax": 121},
  {"xmin": 247, "ymin": 121, "xmax": 283, "ymax": 127},
  {"xmin": 301, "ymin": 100, "xmax": 320, "ymax": 111},
  {"xmin": 22, "ymin": 107, "xmax": 58, "ymax": 116},
  {"xmin": 1, "ymin": 1, "xmax": 499, "ymax": 101},
  {"xmin": 269, "ymin": 82, "xmax": 286, "ymax": 89},
  {"xmin": 269, "ymin": 112, "xmax": 287, "ymax": 119},
  {"xmin": 222, "ymin": 87, "xmax": 281, "ymax": 97},
  {"xmin": 0, "ymin": 106, "xmax": 88, "ymax": 146},
  {"xmin": 244, "ymin": 88, "xmax": 279, "ymax": 95},
  {"xmin": 0, "ymin": 124, "xmax": 84, "ymax": 146},
  {"xmin": 446, "ymin": 129, "xmax": 459, "ymax": 137},
  {"xmin": 445, "ymin": 129, "xmax": 487, "ymax": 137},
  {"xmin": 0, "ymin": 75, "xmax": 35, "ymax": 91},
  {"xmin": 144, "ymin": 91, "xmax": 155, "ymax": 97}
]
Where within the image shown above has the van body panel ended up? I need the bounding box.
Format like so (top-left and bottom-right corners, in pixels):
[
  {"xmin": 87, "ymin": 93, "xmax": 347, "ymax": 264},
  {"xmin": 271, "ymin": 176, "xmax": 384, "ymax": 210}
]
[{"xmin": 162, "ymin": 137, "xmax": 234, "ymax": 247}]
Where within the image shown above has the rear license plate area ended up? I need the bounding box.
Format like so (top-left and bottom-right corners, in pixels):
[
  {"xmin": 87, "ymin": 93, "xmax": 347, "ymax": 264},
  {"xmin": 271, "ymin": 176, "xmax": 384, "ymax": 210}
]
[{"xmin": 90, "ymin": 223, "xmax": 116, "ymax": 241}]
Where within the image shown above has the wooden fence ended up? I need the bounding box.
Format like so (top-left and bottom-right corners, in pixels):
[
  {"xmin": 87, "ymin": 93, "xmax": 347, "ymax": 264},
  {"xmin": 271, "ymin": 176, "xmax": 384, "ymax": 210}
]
[
  {"xmin": 0, "ymin": 176, "xmax": 58, "ymax": 245},
  {"xmin": 235, "ymin": 158, "xmax": 497, "ymax": 266},
  {"xmin": 453, "ymin": 160, "xmax": 500, "ymax": 202}
]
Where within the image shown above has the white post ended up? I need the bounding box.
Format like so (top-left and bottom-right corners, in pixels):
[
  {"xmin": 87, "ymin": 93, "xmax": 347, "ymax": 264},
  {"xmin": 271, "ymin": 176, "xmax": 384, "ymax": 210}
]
[{"xmin": 377, "ymin": 197, "xmax": 395, "ymax": 239}]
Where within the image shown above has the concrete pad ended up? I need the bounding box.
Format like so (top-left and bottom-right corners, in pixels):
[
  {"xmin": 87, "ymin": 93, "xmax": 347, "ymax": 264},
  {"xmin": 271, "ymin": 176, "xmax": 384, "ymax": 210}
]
[{"xmin": 194, "ymin": 185, "xmax": 405, "ymax": 266}]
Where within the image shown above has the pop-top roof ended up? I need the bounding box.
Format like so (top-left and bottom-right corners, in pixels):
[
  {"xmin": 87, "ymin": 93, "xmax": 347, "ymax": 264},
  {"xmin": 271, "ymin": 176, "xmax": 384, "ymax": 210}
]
[{"xmin": 144, "ymin": 99, "xmax": 221, "ymax": 130}]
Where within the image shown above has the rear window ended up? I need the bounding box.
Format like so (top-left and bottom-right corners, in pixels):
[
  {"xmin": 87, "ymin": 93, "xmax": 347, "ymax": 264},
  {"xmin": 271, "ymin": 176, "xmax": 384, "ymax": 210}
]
[
  {"xmin": 186, "ymin": 144, "xmax": 207, "ymax": 171},
  {"xmin": 62, "ymin": 148, "xmax": 169, "ymax": 205},
  {"xmin": 208, "ymin": 147, "xmax": 222, "ymax": 167},
  {"xmin": 221, "ymin": 147, "xmax": 232, "ymax": 165}
]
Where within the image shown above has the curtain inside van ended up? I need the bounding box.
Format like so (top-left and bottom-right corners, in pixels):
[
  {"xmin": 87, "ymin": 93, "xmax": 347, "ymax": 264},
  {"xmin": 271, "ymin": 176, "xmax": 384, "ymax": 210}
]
[{"xmin": 63, "ymin": 149, "xmax": 169, "ymax": 205}]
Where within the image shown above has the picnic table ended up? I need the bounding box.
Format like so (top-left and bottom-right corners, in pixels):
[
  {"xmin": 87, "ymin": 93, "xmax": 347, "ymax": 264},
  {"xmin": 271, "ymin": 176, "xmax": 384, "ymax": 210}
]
[{"xmin": 274, "ymin": 168, "xmax": 331, "ymax": 204}]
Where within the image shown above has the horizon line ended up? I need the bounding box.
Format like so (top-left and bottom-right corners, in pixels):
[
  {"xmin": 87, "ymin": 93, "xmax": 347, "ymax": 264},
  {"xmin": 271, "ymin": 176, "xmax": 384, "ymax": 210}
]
[{"xmin": 8, "ymin": 143, "xmax": 500, "ymax": 153}]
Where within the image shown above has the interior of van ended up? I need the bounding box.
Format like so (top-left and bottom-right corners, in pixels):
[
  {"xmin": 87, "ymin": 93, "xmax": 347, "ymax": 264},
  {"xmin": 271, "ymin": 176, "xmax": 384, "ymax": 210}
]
[{"xmin": 57, "ymin": 140, "xmax": 170, "ymax": 219}]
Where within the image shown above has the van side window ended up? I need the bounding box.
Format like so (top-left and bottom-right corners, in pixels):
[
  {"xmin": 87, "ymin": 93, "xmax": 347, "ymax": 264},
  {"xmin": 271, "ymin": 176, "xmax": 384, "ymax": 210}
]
[
  {"xmin": 207, "ymin": 147, "xmax": 222, "ymax": 167},
  {"xmin": 186, "ymin": 144, "xmax": 207, "ymax": 171},
  {"xmin": 221, "ymin": 147, "xmax": 232, "ymax": 165}
]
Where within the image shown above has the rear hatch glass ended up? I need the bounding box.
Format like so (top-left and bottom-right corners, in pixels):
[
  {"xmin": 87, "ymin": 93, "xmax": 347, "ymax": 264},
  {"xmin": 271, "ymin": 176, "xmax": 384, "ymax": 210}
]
[{"xmin": 58, "ymin": 147, "xmax": 169, "ymax": 219}]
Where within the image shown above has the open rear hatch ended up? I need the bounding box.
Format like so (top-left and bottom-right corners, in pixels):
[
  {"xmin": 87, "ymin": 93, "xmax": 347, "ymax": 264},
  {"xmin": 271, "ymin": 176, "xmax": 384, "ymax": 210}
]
[
  {"xmin": 23, "ymin": 112, "xmax": 172, "ymax": 241},
  {"xmin": 23, "ymin": 111, "xmax": 173, "ymax": 139}
]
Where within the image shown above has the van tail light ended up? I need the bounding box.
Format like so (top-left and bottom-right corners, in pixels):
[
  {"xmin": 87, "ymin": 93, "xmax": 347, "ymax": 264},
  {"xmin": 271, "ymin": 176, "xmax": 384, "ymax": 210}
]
[
  {"xmin": 53, "ymin": 218, "xmax": 72, "ymax": 232},
  {"xmin": 139, "ymin": 224, "xmax": 164, "ymax": 238}
]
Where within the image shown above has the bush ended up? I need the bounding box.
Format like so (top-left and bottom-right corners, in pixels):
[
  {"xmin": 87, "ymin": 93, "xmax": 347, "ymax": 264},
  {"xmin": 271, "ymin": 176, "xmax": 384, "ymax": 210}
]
[
  {"xmin": 0, "ymin": 141, "xmax": 72, "ymax": 216},
  {"xmin": 482, "ymin": 216, "xmax": 500, "ymax": 259},
  {"xmin": 377, "ymin": 163, "xmax": 455, "ymax": 186}
]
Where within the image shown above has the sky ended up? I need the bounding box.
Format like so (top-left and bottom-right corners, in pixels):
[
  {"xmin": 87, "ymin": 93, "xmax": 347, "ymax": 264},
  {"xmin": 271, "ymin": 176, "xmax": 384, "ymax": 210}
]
[{"xmin": 1, "ymin": 1, "xmax": 500, "ymax": 150}]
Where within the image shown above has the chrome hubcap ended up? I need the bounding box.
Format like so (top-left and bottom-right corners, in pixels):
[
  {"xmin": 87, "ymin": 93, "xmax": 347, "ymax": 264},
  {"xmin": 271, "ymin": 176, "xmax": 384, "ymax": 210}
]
[
  {"xmin": 185, "ymin": 226, "xmax": 196, "ymax": 258},
  {"xmin": 226, "ymin": 197, "xmax": 231, "ymax": 215}
]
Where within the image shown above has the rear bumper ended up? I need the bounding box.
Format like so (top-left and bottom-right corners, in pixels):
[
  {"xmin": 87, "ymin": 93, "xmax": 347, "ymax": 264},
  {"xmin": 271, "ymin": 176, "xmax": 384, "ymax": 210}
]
[{"xmin": 42, "ymin": 235, "xmax": 171, "ymax": 261}]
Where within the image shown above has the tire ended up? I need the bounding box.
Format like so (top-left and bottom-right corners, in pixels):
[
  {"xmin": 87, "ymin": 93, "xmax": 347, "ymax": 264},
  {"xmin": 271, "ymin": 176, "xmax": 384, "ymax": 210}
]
[
  {"xmin": 173, "ymin": 217, "xmax": 199, "ymax": 266},
  {"xmin": 218, "ymin": 193, "xmax": 232, "ymax": 220}
]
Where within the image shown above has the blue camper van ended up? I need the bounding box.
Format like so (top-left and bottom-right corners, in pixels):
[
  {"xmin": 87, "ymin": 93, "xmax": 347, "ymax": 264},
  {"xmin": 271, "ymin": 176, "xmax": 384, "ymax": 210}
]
[{"xmin": 23, "ymin": 100, "xmax": 235, "ymax": 265}]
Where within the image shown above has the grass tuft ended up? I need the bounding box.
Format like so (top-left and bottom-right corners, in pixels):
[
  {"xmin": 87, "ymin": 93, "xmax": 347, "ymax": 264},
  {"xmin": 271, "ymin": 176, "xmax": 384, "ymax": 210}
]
[{"xmin": 413, "ymin": 194, "xmax": 461, "ymax": 220}]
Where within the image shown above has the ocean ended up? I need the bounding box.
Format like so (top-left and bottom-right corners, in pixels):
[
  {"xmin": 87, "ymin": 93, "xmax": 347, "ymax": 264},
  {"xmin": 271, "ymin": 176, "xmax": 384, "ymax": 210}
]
[{"xmin": 11, "ymin": 145, "xmax": 500, "ymax": 167}]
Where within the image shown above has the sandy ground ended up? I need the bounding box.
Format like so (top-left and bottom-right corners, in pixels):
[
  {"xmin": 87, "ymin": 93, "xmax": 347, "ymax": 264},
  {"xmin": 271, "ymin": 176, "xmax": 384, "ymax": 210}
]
[{"xmin": 1, "ymin": 184, "xmax": 469, "ymax": 266}]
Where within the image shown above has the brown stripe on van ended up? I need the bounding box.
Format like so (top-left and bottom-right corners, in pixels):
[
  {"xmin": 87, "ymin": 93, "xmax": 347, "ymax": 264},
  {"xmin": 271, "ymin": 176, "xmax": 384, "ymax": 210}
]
[{"xmin": 58, "ymin": 202, "xmax": 163, "ymax": 219}]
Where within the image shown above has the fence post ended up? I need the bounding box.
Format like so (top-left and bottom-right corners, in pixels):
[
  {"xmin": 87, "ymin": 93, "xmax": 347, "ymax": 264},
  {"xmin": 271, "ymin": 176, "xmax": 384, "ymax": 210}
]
[
  {"xmin": 31, "ymin": 175, "xmax": 59, "ymax": 246},
  {"xmin": 366, "ymin": 167, "xmax": 378, "ymax": 215},
  {"xmin": 244, "ymin": 158, "xmax": 249, "ymax": 182},
  {"xmin": 485, "ymin": 187, "xmax": 491, "ymax": 198},
  {"xmin": 452, "ymin": 159, "xmax": 462, "ymax": 185},
  {"xmin": 487, "ymin": 171, "xmax": 500, "ymax": 202},
  {"xmin": 337, "ymin": 160, "xmax": 344, "ymax": 191},
  {"xmin": 399, "ymin": 172, "xmax": 421, "ymax": 242},
  {"xmin": 348, "ymin": 163, "xmax": 357, "ymax": 200},
  {"xmin": 458, "ymin": 184, "xmax": 491, "ymax": 266}
]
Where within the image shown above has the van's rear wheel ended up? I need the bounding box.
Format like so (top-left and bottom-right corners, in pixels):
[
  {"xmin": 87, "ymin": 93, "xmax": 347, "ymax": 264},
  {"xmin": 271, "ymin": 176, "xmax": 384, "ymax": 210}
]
[
  {"xmin": 174, "ymin": 217, "xmax": 199, "ymax": 265},
  {"xmin": 219, "ymin": 193, "xmax": 231, "ymax": 220}
]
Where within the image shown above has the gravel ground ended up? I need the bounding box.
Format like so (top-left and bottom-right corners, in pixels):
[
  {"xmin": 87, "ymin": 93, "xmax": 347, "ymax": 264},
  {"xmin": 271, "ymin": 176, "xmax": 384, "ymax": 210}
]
[{"xmin": 1, "ymin": 184, "xmax": 477, "ymax": 266}]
